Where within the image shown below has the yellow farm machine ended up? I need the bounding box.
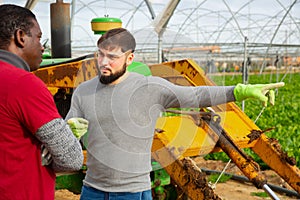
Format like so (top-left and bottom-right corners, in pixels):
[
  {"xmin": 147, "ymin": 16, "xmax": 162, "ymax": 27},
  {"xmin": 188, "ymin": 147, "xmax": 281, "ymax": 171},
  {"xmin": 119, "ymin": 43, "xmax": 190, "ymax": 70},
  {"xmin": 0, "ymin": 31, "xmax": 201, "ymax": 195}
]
[{"xmin": 32, "ymin": 56, "xmax": 300, "ymax": 200}]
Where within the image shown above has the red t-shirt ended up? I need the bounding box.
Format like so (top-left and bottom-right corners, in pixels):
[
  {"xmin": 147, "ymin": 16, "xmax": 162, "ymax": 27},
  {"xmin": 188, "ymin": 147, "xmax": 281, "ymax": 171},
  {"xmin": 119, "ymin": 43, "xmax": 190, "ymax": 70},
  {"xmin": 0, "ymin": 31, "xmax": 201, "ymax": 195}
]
[{"xmin": 0, "ymin": 61, "xmax": 61, "ymax": 200}]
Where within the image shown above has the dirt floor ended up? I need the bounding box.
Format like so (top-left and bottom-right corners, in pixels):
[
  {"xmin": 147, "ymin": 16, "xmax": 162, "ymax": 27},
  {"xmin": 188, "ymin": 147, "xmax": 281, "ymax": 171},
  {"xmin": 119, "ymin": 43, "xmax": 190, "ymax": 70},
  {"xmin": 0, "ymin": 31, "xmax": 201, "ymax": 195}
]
[
  {"xmin": 55, "ymin": 158, "xmax": 299, "ymax": 200},
  {"xmin": 192, "ymin": 157, "xmax": 298, "ymax": 200}
]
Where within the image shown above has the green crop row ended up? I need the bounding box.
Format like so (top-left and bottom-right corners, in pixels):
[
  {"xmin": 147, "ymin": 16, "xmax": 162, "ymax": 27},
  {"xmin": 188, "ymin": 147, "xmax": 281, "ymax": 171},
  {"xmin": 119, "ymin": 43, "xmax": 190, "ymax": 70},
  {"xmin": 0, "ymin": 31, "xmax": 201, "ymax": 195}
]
[{"xmin": 208, "ymin": 72, "xmax": 300, "ymax": 169}]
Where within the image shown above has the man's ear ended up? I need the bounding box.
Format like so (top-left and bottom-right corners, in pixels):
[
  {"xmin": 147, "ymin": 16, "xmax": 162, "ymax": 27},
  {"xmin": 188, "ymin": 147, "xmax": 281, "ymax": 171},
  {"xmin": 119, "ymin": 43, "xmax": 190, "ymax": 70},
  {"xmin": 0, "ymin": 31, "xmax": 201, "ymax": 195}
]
[
  {"xmin": 126, "ymin": 52, "xmax": 134, "ymax": 66},
  {"xmin": 14, "ymin": 29, "xmax": 26, "ymax": 48}
]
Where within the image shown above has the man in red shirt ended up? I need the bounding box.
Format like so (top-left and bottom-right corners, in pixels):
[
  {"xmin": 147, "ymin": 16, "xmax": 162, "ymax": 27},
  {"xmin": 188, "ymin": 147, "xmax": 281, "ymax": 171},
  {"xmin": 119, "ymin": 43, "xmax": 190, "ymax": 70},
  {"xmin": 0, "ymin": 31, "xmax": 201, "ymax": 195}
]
[{"xmin": 0, "ymin": 4, "xmax": 84, "ymax": 200}]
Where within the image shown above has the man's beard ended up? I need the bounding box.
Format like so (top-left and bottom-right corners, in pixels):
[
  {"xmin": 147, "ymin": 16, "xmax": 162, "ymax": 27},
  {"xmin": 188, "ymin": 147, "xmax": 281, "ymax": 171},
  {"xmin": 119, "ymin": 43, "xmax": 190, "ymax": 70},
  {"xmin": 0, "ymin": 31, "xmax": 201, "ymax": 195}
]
[{"xmin": 99, "ymin": 63, "xmax": 127, "ymax": 84}]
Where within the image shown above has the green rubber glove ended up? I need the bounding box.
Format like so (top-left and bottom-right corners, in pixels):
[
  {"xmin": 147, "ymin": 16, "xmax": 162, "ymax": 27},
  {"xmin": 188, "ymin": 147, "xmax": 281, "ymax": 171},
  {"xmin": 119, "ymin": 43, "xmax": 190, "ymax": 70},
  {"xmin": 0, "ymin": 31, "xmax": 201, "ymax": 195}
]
[
  {"xmin": 67, "ymin": 117, "xmax": 89, "ymax": 139},
  {"xmin": 233, "ymin": 82, "xmax": 285, "ymax": 106}
]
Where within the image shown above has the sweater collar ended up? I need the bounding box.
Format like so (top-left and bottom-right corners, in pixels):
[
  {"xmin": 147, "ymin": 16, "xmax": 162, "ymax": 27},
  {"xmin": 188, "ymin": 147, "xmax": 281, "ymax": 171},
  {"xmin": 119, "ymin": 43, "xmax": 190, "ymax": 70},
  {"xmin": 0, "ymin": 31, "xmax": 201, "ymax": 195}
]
[{"xmin": 0, "ymin": 49, "xmax": 30, "ymax": 72}]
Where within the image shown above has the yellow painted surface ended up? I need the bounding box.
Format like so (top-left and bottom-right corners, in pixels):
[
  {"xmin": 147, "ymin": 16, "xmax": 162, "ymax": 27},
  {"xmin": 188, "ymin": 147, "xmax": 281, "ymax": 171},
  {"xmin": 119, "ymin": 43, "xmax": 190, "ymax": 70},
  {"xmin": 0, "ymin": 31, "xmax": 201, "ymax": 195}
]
[{"xmin": 37, "ymin": 58, "xmax": 300, "ymax": 196}]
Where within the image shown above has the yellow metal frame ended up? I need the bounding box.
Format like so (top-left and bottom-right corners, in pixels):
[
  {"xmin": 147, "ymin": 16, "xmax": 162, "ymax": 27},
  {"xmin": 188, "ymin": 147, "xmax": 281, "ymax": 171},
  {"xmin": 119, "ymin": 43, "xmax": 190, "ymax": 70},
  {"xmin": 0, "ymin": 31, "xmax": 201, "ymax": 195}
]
[
  {"xmin": 33, "ymin": 57, "xmax": 98, "ymax": 94},
  {"xmin": 150, "ymin": 59, "xmax": 300, "ymax": 195},
  {"xmin": 34, "ymin": 58, "xmax": 300, "ymax": 198}
]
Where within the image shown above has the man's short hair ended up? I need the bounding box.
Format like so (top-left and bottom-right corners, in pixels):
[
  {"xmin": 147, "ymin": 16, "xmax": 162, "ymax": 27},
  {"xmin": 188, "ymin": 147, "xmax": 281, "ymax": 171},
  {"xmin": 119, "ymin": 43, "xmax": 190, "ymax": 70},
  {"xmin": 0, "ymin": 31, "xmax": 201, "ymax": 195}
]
[
  {"xmin": 97, "ymin": 28, "xmax": 136, "ymax": 53},
  {"xmin": 0, "ymin": 4, "xmax": 36, "ymax": 49}
]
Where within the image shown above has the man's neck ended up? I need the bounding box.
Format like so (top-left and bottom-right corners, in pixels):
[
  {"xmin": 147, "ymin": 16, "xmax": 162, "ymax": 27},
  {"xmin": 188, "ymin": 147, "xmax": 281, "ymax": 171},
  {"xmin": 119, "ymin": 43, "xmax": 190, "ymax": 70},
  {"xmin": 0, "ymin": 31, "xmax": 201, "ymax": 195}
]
[{"xmin": 108, "ymin": 71, "xmax": 130, "ymax": 85}]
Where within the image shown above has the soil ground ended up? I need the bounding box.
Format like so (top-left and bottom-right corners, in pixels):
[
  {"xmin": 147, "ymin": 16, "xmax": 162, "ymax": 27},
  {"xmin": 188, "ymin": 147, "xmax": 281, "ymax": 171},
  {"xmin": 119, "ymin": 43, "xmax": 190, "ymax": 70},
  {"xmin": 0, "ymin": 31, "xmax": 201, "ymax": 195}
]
[{"xmin": 55, "ymin": 158, "xmax": 299, "ymax": 200}]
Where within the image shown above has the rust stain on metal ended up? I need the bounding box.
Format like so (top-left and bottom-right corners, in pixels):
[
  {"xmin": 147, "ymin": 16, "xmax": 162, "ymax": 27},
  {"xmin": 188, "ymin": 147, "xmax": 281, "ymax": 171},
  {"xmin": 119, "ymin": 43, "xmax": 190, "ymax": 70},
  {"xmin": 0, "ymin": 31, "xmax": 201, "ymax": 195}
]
[
  {"xmin": 182, "ymin": 158, "xmax": 221, "ymax": 200},
  {"xmin": 50, "ymin": 64, "xmax": 79, "ymax": 83},
  {"xmin": 171, "ymin": 62, "xmax": 176, "ymax": 69},
  {"xmin": 178, "ymin": 60, "xmax": 185, "ymax": 66},
  {"xmin": 269, "ymin": 138, "xmax": 296, "ymax": 166},
  {"xmin": 83, "ymin": 58, "xmax": 99, "ymax": 79},
  {"xmin": 247, "ymin": 130, "xmax": 262, "ymax": 144},
  {"xmin": 247, "ymin": 127, "xmax": 274, "ymax": 144},
  {"xmin": 34, "ymin": 70, "xmax": 49, "ymax": 83},
  {"xmin": 252, "ymin": 176, "xmax": 268, "ymax": 189}
]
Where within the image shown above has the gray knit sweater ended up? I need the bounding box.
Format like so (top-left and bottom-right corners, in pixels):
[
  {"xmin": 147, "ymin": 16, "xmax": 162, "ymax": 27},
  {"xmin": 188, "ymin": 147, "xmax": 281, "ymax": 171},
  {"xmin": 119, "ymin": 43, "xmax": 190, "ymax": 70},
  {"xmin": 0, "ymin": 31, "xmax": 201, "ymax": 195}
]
[{"xmin": 66, "ymin": 72, "xmax": 235, "ymax": 192}]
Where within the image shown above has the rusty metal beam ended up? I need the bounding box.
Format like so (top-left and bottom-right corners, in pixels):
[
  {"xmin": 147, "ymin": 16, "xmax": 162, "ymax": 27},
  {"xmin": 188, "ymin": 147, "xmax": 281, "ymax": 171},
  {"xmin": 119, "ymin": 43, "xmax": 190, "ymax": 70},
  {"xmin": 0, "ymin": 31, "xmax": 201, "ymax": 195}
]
[
  {"xmin": 251, "ymin": 134, "xmax": 300, "ymax": 193},
  {"xmin": 152, "ymin": 133, "xmax": 221, "ymax": 200}
]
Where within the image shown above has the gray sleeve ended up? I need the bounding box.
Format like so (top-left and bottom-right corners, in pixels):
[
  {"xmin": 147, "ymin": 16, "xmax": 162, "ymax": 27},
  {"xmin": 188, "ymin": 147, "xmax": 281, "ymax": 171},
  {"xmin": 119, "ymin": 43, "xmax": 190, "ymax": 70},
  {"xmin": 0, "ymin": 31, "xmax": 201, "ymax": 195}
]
[
  {"xmin": 35, "ymin": 118, "xmax": 83, "ymax": 172},
  {"xmin": 156, "ymin": 78, "xmax": 236, "ymax": 108},
  {"xmin": 65, "ymin": 87, "xmax": 84, "ymax": 121}
]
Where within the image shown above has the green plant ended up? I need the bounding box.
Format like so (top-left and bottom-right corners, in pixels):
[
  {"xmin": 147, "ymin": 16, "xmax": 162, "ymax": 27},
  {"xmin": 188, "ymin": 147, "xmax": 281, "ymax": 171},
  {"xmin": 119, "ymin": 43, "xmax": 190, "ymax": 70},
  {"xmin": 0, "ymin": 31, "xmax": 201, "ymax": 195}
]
[
  {"xmin": 209, "ymin": 73, "xmax": 300, "ymax": 168},
  {"xmin": 204, "ymin": 152, "xmax": 230, "ymax": 162},
  {"xmin": 250, "ymin": 191, "xmax": 269, "ymax": 198},
  {"xmin": 207, "ymin": 173, "xmax": 232, "ymax": 183}
]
